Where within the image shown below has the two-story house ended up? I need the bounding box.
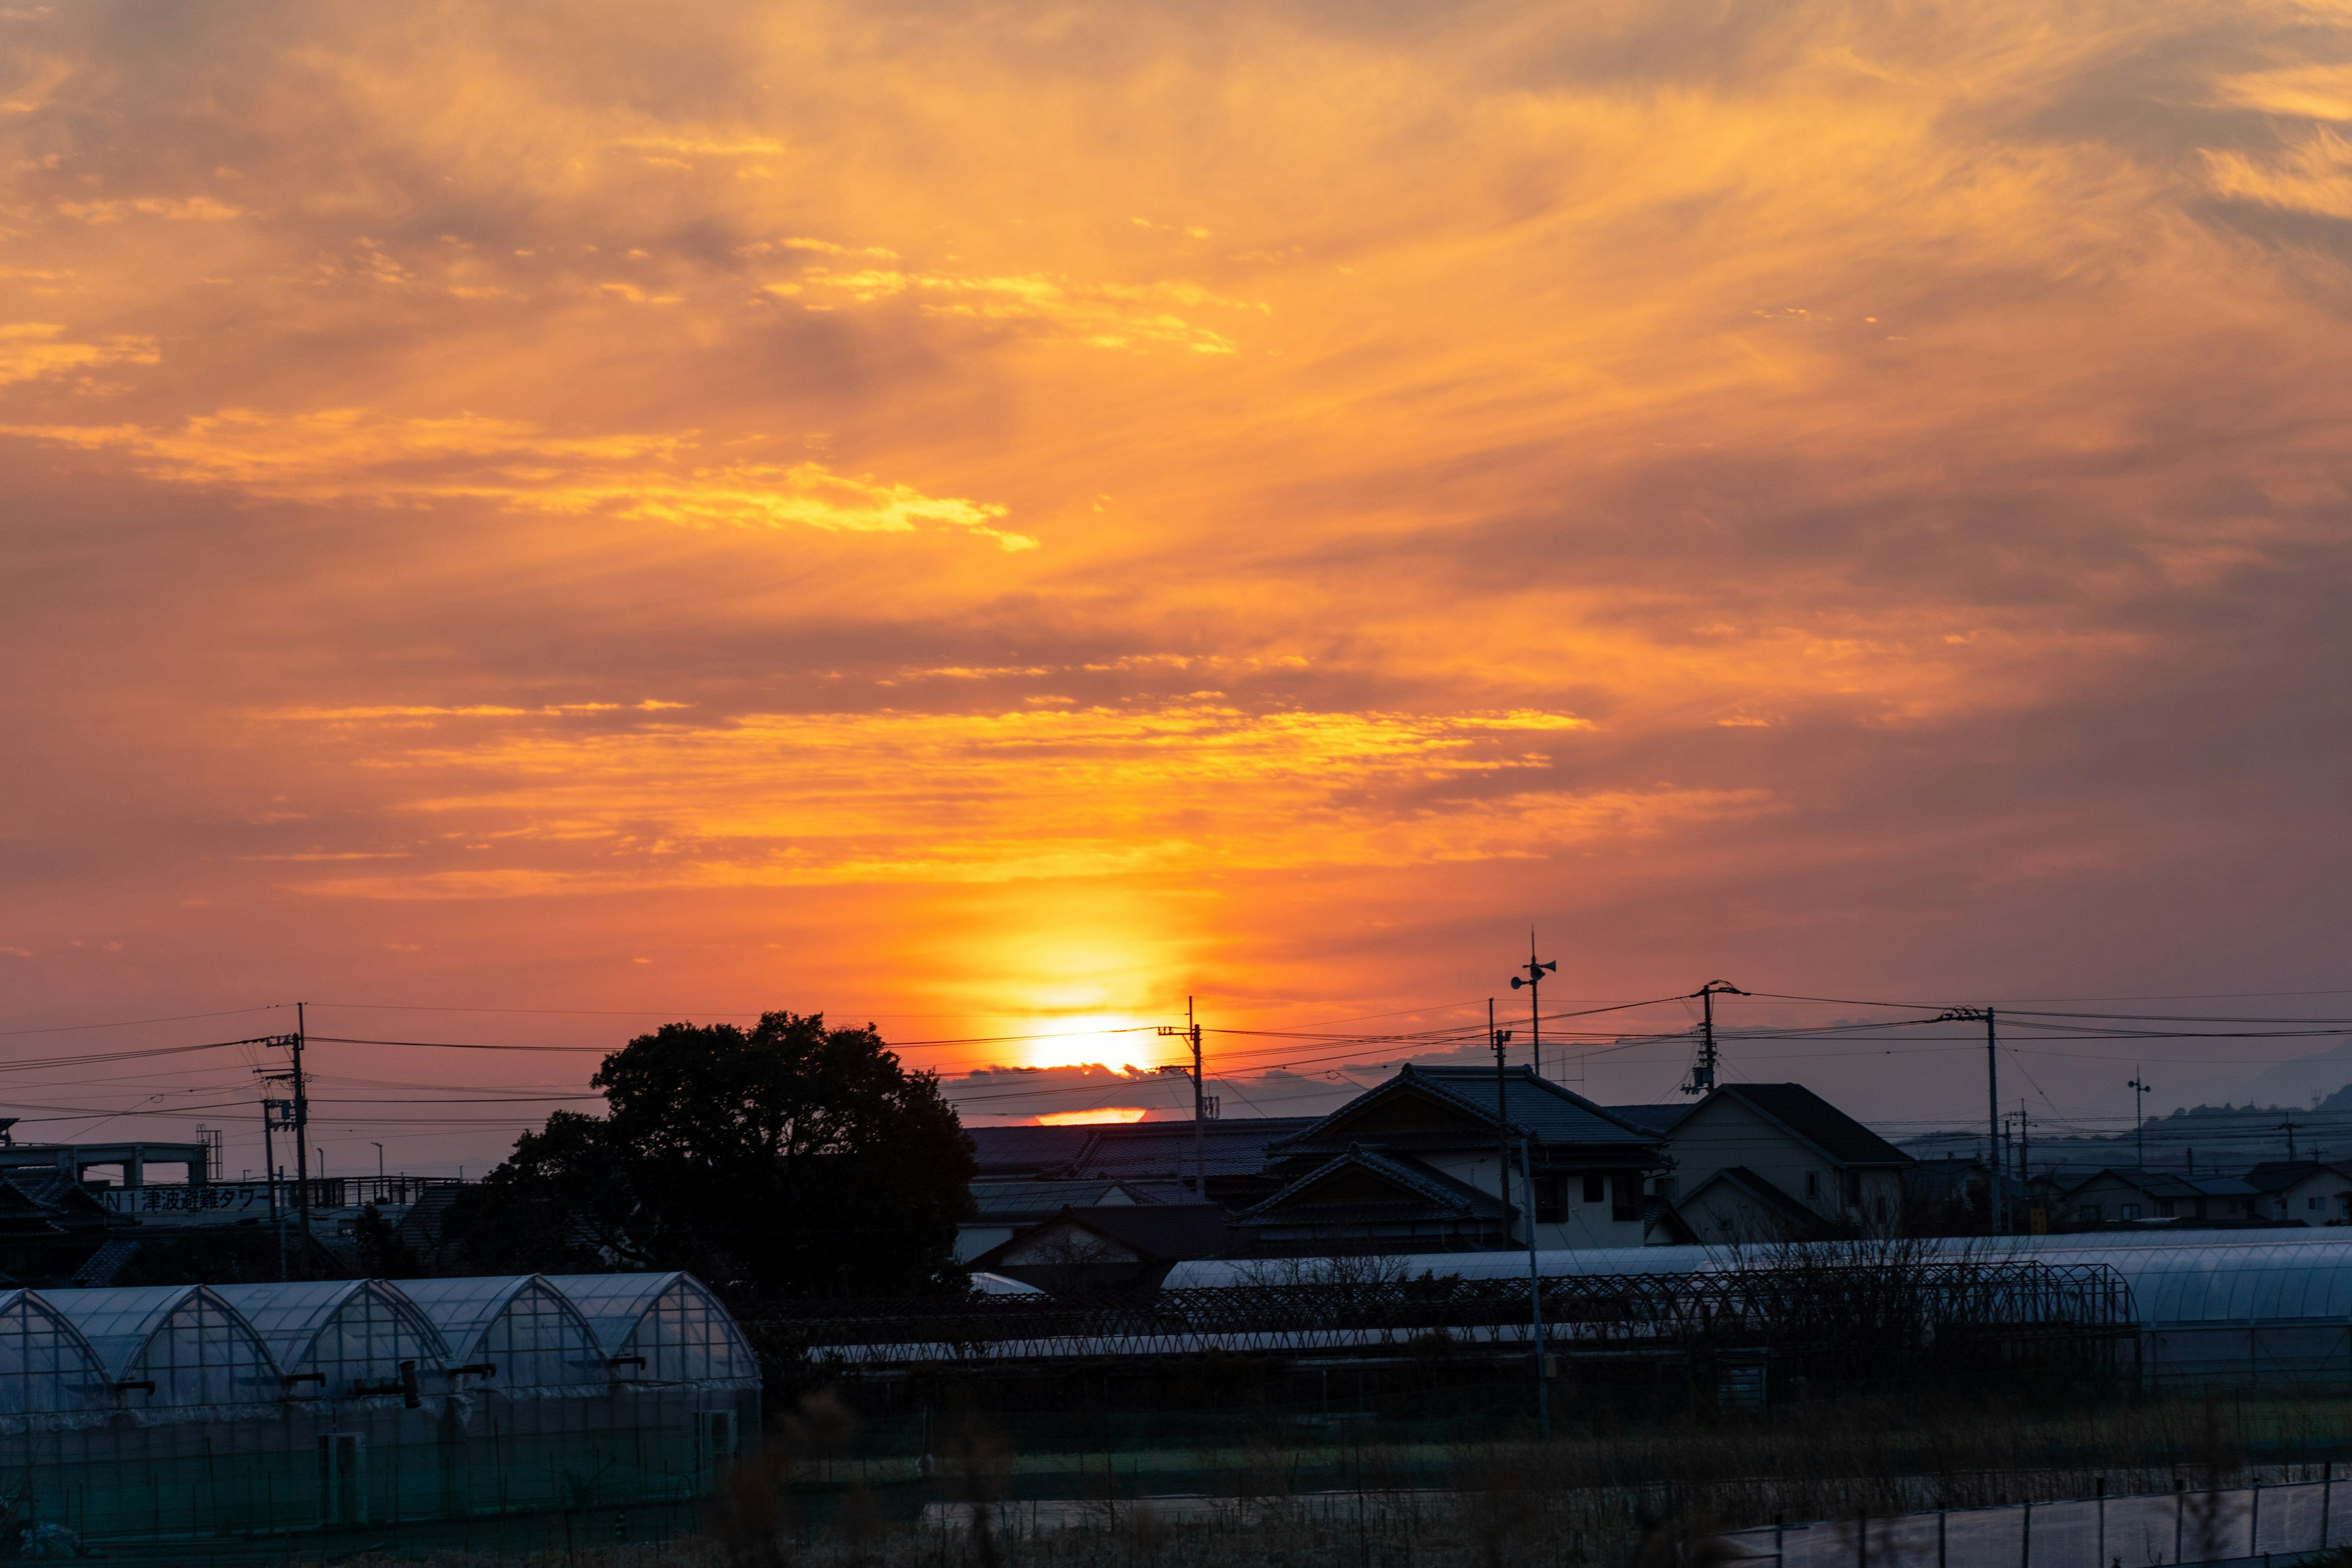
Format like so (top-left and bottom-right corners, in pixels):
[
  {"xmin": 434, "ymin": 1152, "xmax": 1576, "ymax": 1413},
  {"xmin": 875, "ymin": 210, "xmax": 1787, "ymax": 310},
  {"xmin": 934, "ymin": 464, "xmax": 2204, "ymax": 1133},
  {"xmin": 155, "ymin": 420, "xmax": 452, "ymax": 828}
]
[
  {"xmin": 1609, "ymin": 1084, "xmax": 1914, "ymax": 1242},
  {"xmin": 1231, "ymin": 1065, "xmax": 1669, "ymax": 1254}
]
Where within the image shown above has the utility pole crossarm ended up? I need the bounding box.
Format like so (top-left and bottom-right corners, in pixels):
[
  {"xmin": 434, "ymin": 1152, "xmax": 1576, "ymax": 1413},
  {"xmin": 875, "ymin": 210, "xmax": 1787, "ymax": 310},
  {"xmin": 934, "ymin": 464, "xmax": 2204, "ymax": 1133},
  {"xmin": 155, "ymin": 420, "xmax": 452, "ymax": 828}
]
[{"xmin": 1681, "ymin": 981, "xmax": 1747, "ymax": 1096}]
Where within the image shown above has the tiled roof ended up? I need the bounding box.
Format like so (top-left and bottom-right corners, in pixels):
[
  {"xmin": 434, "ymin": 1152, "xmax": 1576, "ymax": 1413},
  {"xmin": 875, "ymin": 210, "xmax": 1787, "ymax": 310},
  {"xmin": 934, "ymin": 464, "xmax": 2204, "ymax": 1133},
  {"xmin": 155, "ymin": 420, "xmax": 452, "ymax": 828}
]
[
  {"xmin": 2062, "ymin": 1168, "xmax": 2258, "ymax": 1199},
  {"xmin": 967, "ymin": 1118, "xmax": 1317, "ymax": 1182},
  {"xmin": 968, "ymin": 1178, "xmax": 1188, "ymax": 1218},
  {"xmin": 1275, "ymin": 1066, "xmax": 1660, "ymax": 1155},
  {"xmin": 2241, "ymin": 1161, "xmax": 2352, "ymax": 1194},
  {"xmin": 1241, "ymin": 1147, "xmax": 1508, "ymax": 1222},
  {"xmin": 1704, "ymin": 1084, "xmax": 1913, "ymax": 1167},
  {"xmin": 982, "ymin": 1203, "xmax": 1232, "ymax": 1264},
  {"xmin": 1602, "ymin": 1103, "xmax": 1694, "ymax": 1135},
  {"xmin": 965, "ymin": 1125, "xmax": 1098, "ymax": 1177}
]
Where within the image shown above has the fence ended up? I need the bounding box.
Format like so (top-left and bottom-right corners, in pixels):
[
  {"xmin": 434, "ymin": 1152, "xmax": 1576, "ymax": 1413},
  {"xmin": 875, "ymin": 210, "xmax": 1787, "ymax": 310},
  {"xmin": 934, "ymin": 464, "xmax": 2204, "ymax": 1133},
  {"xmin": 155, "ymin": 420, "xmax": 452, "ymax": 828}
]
[
  {"xmin": 1722, "ymin": 1475, "xmax": 2352, "ymax": 1568},
  {"xmin": 766, "ymin": 1261, "xmax": 2130, "ymax": 1374}
]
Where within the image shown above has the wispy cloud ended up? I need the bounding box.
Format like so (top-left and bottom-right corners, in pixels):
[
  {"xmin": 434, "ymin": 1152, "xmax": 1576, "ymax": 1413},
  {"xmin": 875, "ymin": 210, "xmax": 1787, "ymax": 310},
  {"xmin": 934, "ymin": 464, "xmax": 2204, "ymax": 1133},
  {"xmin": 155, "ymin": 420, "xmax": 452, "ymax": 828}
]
[
  {"xmin": 4, "ymin": 0, "xmax": 2352, "ymax": 1145},
  {"xmin": 1, "ymin": 412, "xmax": 1035, "ymax": 546},
  {"xmin": 780, "ymin": 266, "xmax": 1262, "ymax": 353},
  {"xmin": 0, "ymin": 323, "xmax": 157, "ymax": 386}
]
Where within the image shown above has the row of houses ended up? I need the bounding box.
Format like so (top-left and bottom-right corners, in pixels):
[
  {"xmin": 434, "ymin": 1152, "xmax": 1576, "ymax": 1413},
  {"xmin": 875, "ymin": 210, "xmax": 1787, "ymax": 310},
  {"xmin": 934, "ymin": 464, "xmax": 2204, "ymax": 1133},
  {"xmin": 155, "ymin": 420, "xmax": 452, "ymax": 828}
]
[
  {"xmin": 962, "ymin": 1066, "xmax": 1913, "ymax": 1287},
  {"xmin": 963, "ymin": 1067, "xmax": 2352, "ymax": 1291}
]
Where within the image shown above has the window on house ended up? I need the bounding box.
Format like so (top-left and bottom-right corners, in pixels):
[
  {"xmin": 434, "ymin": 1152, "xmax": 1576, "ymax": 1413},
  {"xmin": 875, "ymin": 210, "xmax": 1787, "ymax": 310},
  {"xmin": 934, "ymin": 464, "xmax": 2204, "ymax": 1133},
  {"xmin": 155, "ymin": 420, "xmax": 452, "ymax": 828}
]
[
  {"xmin": 1611, "ymin": 1175, "xmax": 1639, "ymax": 1223},
  {"xmin": 1873, "ymin": 1195, "xmax": 1888, "ymax": 1224},
  {"xmin": 2076, "ymin": 1205, "xmax": 2101, "ymax": 1223},
  {"xmin": 1582, "ymin": 1174, "xmax": 1604, "ymax": 1205},
  {"xmin": 1804, "ymin": 1171, "xmax": 1820, "ymax": 1200},
  {"xmin": 2311, "ymin": 1197, "xmax": 2326, "ymax": 1212},
  {"xmin": 2156, "ymin": 1199, "xmax": 2174, "ymax": 1218},
  {"xmin": 1536, "ymin": 1176, "xmax": 1564, "ymax": 1224},
  {"xmin": 1843, "ymin": 1170, "xmax": 1861, "ymax": 1208},
  {"xmin": 2121, "ymin": 1203, "xmax": 2141, "ymax": 1221}
]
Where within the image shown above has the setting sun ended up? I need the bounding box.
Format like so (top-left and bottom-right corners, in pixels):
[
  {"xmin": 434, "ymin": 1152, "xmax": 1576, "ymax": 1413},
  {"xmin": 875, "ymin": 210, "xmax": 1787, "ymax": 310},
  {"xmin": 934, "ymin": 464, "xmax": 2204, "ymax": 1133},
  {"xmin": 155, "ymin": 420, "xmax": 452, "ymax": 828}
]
[{"xmin": 1034, "ymin": 1107, "xmax": 1150, "ymax": 1127}]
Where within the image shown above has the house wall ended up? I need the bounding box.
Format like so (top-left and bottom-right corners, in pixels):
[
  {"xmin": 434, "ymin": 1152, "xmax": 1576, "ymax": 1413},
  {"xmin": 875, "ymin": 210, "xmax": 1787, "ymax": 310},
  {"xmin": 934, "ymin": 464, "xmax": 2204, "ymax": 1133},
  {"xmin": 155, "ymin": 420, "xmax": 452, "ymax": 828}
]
[
  {"xmin": 1662, "ymin": 1098, "xmax": 1903, "ymax": 1227},
  {"xmin": 1679, "ymin": 1181, "xmax": 1796, "ymax": 1245},
  {"xmin": 2064, "ymin": 1175, "xmax": 2149, "ymax": 1224},
  {"xmin": 2062, "ymin": 1175, "xmax": 2259, "ymax": 1224},
  {"xmin": 1418, "ymin": 1151, "xmax": 1647, "ymax": 1250},
  {"xmin": 2274, "ymin": 1172, "xmax": 2352, "ymax": 1224}
]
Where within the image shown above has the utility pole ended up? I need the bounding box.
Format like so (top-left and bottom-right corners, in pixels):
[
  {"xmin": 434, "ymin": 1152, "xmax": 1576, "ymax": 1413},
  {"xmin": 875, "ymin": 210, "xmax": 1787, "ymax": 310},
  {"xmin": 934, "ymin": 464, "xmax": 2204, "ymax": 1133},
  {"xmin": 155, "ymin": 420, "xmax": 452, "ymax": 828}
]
[
  {"xmin": 2278, "ymin": 1116, "xmax": 2299, "ymax": 1163},
  {"xmin": 1189, "ymin": 998, "xmax": 1204, "ymax": 1202},
  {"xmin": 2127, "ymin": 1069, "xmax": 2152, "ymax": 1171},
  {"xmin": 1156, "ymin": 1000, "xmax": 1207, "ymax": 1199},
  {"xmin": 1520, "ymin": 1136, "xmax": 1551, "ymax": 1441},
  {"xmin": 1681, "ymin": 981, "xmax": 1747, "ymax": 1096},
  {"xmin": 1490, "ymin": 1000, "xmax": 1515, "ymax": 1245},
  {"xmin": 268, "ymin": 1003, "xmax": 313, "ymax": 1250},
  {"xmin": 259, "ymin": 1090, "xmax": 284, "ymax": 1281},
  {"xmin": 1509, "ymin": 936, "xmax": 1556, "ymax": 1080},
  {"xmin": 1936, "ymin": 1006, "xmax": 2000, "ymax": 1232}
]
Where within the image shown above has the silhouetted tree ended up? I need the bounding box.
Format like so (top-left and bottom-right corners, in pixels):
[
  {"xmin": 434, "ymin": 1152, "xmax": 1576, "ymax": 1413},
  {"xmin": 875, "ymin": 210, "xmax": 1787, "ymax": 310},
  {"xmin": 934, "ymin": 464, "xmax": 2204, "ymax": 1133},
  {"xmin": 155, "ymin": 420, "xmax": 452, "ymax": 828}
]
[{"xmin": 445, "ymin": 1012, "xmax": 974, "ymax": 1297}]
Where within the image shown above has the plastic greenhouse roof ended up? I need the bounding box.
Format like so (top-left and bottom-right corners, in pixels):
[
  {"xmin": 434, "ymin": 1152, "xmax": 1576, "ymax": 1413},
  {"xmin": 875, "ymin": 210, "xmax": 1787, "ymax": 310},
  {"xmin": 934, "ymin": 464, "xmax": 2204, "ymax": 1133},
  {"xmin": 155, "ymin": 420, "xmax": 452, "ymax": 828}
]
[
  {"xmin": 43, "ymin": 1286, "xmax": 209, "ymax": 1378},
  {"xmin": 399, "ymin": 1275, "xmax": 598, "ymax": 1364},
  {"xmin": 540, "ymin": 1273, "xmax": 688, "ymax": 1355},
  {"xmin": 213, "ymin": 1279, "xmax": 449, "ymax": 1369}
]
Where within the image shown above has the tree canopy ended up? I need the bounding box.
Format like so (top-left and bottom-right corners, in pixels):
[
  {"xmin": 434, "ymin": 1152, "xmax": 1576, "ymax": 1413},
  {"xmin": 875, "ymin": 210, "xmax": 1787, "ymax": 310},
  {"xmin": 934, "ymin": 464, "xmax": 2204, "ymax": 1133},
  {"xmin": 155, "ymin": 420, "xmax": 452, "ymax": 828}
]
[{"xmin": 445, "ymin": 1012, "xmax": 974, "ymax": 1297}]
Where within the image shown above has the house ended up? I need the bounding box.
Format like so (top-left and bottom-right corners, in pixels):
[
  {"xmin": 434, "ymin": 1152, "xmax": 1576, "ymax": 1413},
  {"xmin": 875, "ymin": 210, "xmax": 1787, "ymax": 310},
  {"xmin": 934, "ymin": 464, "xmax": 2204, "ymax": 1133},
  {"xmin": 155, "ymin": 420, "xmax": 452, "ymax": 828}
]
[
  {"xmin": 1609, "ymin": 1084, "xmax": 1913, "ymax": 1242},
  {"xmin": 0, "ymin": 1168, "xmax": 116, "ymax": 1284},
  {"xmin": 2058, "ymin": 1169, "xmax": 2259, "ymax": 1226},
  {"xmin": 1234, "ymin": 1065, "xmax": 1668, "ymax": 1254},
  {"xmin": 969, "ymin": 1203, "xmax": 1232, "ymax": 1294},
  {"xmin": 1902, "ymin": 1155, "xmax": 2041, "ymax": 1234},
  {"xmin": 2240, "ymin": 1162, "xmax": 2352, "ymax": 1225},
  {"xmin": 964, "ymin": 1118, "xmax": 1313, "ymax": 1209},
  {"xmin": 956, "ymin": 1177, "xmax": 1191, "ymax": 1262}
]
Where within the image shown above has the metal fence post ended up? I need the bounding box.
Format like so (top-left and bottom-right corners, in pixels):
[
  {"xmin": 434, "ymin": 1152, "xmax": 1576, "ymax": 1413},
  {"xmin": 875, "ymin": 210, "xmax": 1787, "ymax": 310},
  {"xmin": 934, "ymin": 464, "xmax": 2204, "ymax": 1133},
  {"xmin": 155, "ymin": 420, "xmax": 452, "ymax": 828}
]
[
  {"xmin": 2022, "ymin": 1498, "xmax": 2031, "ymax": 1568},
  {"xmin": 1938, "ymin": 1508, "xmax": 1947, "ymax": 1568},
  {"xmin": 2097, "ymin": 1478, "xmax": 2105, "ymax": 1568}
]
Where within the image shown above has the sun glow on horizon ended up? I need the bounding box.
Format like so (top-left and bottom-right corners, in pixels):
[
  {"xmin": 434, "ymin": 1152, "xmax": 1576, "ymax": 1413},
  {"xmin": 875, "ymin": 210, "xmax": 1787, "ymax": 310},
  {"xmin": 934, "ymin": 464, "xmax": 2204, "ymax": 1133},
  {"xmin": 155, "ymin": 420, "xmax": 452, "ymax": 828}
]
[
  {"xmin": 1035, "ymin": 1107, "xmax": 1150, "ymax": 1126},
  {"xmin": 1014, "ymin": 1013, "xmax": 1165, "ymax": 1070}
]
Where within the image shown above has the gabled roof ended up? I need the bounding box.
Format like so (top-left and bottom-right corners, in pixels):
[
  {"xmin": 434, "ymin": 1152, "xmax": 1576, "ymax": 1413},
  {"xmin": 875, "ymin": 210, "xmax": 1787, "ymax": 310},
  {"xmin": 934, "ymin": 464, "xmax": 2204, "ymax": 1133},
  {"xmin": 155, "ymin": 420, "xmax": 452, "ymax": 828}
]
[
  {"xmin": 1273, "ymin": 1066, "xmax": 1660, "ymax": 1156},
  {"xmin": 968, "ymin": 1178, "xmax": 1175, "ymax": 1219},
  {"xmin": 2060, "ymin": 1168, "xmax": 2258, "ymax": 1200},
  {"xmin": 1691, "ymin": 1084, "xmax": 1913, "ymax": 1167},
  {"xmin": 979, "ymin": 1204, "xmax": 1232, "ymax": 1265},
  {"xmin": 1681, "ymin": 1166, "xmax": 1827, "ymax": 1238},
  {"xmin": 1242, "ymin": 1146, "xmax": 1507, "ymax": 1222},
  {"xmin": 2242, "ymin": 1161, "xmax": 2352, "ymax": 1194}
]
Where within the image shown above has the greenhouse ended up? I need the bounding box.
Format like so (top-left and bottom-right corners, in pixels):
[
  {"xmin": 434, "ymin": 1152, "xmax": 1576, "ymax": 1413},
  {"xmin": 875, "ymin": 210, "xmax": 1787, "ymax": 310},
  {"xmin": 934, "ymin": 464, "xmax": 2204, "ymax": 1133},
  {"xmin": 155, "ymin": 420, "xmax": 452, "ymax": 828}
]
[
  {"xmin": 0, "ymin": 1273, "xmax": 759, "ymax": 1555},
  {"xmin": 1170, "ymin": 1234, "xmax": 2352, "ymax": 1385}
]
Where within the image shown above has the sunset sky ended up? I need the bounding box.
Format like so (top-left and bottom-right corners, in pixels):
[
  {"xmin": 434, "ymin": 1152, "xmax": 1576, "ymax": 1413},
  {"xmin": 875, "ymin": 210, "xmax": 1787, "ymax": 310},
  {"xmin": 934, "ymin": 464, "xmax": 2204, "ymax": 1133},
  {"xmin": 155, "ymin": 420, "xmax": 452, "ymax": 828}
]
[{"xmin": 6, "ymin": 0, "xmax": 2352, "ymax": 1174}]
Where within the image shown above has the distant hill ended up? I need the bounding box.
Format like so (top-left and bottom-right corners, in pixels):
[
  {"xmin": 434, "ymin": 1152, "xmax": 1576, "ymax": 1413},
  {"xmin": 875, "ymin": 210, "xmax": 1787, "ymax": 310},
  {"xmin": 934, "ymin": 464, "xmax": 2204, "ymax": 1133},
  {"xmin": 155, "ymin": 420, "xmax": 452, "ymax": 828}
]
[{"xmin": 1900, "ymin": 1080, "xmax": 2352, "ymax": 1180}]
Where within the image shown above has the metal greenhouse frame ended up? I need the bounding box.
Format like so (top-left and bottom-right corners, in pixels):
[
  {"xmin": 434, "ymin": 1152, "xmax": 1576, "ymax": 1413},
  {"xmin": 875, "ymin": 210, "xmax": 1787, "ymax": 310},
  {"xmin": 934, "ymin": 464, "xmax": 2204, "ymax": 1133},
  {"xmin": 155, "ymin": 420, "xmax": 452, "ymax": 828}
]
[{"xmin": 0, "ymin": 1273, "xmax": 758, "ymax": 1556}]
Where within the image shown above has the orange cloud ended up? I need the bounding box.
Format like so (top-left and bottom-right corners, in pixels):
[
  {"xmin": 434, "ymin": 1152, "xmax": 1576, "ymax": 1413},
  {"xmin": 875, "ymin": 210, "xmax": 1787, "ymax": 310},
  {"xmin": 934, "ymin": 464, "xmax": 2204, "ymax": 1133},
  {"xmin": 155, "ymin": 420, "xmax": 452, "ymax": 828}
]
[
  {"xmin": 1, "ymin": 411, "xmax": 1035, "ymax": 546},
  {"xmin": 5, "ymin": 0, "xmax": 2352, "ymax": 1169}
]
